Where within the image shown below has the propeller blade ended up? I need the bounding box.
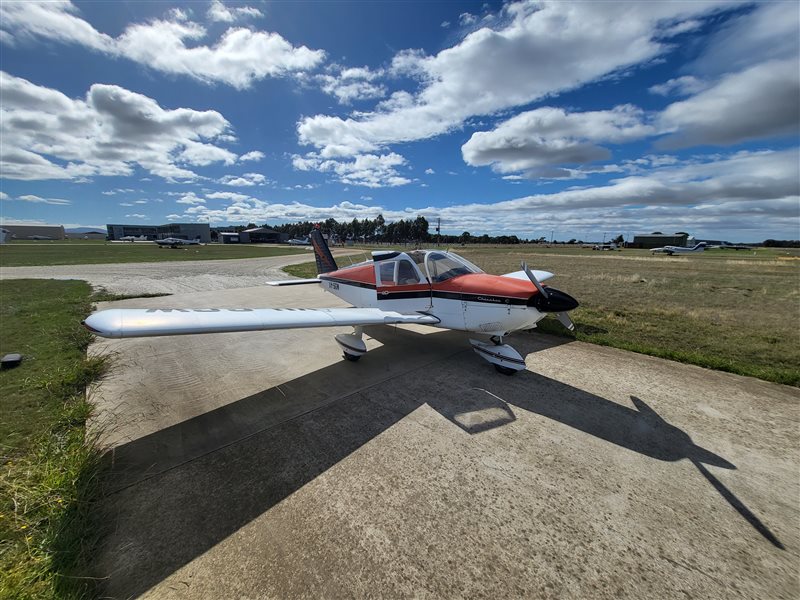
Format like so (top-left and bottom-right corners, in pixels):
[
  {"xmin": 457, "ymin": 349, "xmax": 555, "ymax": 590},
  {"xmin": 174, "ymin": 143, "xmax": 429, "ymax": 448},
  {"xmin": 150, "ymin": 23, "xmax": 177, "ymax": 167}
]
[
  {"xmin": 555, "ymin": 311, "xmax": 575, "ymax": 331},
  {"xmin": 521, "ymin": 261, "xmax": 549, "ymax": 299}
]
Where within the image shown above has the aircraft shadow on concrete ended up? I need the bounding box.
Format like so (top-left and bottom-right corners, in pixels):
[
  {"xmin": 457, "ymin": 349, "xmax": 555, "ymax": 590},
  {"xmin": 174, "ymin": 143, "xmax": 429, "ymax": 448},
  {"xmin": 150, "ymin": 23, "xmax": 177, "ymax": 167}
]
[{"xmin": 91, "ymin": 327, "xmax": 783, "ymax": 598}]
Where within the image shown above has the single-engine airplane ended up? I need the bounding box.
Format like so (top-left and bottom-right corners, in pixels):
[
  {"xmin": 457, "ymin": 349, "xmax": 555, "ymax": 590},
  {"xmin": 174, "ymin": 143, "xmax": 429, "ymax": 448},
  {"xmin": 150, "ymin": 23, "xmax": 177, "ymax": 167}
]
[
  {"xmin": 651, "ymin": 242, "xmax": 707, "ymax": 255},
  {"xmin": 84, "ymin": 228, "xmax": 579, "ymax": 374},
  {"xmin": 287, "ymin": 237, "xmax": 311, "ymax": 245},
  {"xmin": 155, "ymin": 237, "xmax": 201, "ymax": 248}
]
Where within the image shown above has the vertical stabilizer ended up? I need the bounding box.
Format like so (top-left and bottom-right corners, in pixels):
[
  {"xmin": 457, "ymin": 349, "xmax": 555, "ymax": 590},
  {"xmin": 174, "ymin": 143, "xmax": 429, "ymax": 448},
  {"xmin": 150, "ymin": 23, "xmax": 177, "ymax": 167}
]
[{"xmin": 310, "ymin": 227, "xmax": 338, "ymax": 274}]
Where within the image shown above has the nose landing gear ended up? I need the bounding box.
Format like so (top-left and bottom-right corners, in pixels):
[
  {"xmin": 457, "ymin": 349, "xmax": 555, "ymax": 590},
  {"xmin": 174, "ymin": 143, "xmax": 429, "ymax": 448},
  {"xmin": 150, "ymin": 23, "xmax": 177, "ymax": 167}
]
[{"xmin": 469, "ymin": 336, "xmax": 526, "ymax": 375}]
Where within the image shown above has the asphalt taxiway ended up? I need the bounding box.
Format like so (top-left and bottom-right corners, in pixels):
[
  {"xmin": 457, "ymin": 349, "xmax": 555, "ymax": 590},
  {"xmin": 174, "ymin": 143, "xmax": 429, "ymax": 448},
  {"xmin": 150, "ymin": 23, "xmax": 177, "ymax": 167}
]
[{"xmin": 88, "ymin": 284, "xmax": 799, "ymax": 599}]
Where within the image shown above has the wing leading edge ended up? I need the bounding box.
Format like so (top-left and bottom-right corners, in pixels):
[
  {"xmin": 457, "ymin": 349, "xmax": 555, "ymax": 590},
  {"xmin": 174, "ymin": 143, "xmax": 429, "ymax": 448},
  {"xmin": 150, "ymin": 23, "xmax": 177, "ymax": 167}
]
[{"xmin": 83, "ymin": 307, "xmax": 440, "ymax": 339}]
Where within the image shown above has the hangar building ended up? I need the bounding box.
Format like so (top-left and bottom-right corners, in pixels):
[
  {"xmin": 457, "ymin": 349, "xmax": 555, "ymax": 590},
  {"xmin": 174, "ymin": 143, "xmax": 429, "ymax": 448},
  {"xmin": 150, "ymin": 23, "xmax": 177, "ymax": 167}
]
[
  {"xmin": 219, "ymin": 227, "xmax": 287, "ymax": 243},
  {"xmin": 630, "ymin": 233, "xmax": 689, "ymax": 249},
  {"xmin": 107, "ymin": 223, "xmax": 211, "ymax": 242}
]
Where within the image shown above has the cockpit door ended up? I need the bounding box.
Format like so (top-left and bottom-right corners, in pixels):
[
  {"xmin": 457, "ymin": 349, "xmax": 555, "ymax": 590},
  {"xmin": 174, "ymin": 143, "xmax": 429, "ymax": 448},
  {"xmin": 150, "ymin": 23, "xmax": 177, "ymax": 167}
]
[{"xmin": 374, "ymin": 255, "xmax": 432, "ymax": 312}]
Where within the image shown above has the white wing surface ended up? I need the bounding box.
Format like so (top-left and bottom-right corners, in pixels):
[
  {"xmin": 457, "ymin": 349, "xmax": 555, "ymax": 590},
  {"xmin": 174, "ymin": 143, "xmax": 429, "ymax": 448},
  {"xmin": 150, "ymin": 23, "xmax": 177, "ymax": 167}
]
[{"xmin": 84, "ymin": 307, "xmax": 439, "ymax": 338}]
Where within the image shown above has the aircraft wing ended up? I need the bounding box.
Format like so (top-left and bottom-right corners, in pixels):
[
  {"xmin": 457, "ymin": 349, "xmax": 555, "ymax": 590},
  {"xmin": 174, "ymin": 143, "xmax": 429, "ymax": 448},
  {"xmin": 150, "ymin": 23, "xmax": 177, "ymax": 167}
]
[{"xmin": 84, "ymin": 307, "xmax": 440, "ymax": 339}]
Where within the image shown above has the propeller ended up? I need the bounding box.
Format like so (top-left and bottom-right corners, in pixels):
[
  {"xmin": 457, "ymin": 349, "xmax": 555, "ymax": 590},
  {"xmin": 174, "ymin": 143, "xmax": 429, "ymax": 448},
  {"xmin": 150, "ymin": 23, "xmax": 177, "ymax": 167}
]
[
  {"xmin": 521, "ymin": 261, "xmax": 577, "ymax": 331},
  {"xmin": 522, "ymin": 261, "xmax": 549, "ymax": 299}
]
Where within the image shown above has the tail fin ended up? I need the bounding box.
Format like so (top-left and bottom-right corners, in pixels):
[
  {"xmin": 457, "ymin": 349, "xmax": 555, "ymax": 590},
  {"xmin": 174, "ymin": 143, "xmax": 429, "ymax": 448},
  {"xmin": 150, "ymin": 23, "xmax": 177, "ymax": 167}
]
[{"xmin": 310, "ymin": 227, "xmax": 338, "ymax": 274}]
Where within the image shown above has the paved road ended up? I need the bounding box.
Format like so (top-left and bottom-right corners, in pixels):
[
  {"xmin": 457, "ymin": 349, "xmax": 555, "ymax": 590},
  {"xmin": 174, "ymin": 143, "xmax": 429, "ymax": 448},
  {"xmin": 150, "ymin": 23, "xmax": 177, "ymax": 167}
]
[
  {"xmin": 88, "ymin": 285, "xmax": 799, "ymax": 600},
  {"xmin": 0, "ymin": 248, "xmax": 361, "ymax": 294}
]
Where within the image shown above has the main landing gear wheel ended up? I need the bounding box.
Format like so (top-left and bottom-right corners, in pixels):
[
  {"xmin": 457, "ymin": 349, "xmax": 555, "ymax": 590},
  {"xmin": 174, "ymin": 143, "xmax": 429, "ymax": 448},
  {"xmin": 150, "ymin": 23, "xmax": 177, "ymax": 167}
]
[
  {"xmin": 343, "ymin": 352, "xmax": 361, "ymax": 362},
  {"xmin": 494, "ymin": 364, "xmax": 517, "ymax": 376}
]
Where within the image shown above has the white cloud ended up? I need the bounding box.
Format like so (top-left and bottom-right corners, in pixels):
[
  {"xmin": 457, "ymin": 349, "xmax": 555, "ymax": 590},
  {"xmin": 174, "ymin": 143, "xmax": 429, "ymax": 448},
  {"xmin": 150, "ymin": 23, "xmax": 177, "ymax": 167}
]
[
  {"xmin": 218, "ymin": 172, "xmax": 269, "ymax": 186},
  {"xmin": 0, "ymin": 72, "xmax": 235, "ymax": 181},
  {"xmin": 176, "ymin": 192, "xmax": 205, "ymax": 205},
  {"xmin": 648, "ymin": 76, "xmax": 707, "ymax": 97},
  {"xmin": 239, "ymin": 150, "xmax": 265, "ymax": 162},
  {"xmin": 318, "ymin": 65, "xmax": 386, "ymax": 104},
  {"xmin": 206, "ymin": 191, "xmax": 254, "ymax": 202},
  {"xmin": 166, "ymin": 149, "xmax": 800, "ymax": 239},
  {"xmin": 293, "ymin": 152, "xmax": 411, "ymax": 188},
  {"xmin": 459, "ymin": 13, "xmax": 477, "ymax": 26},
  {"xmin": 0, "ymin": 192, "xmax": 8, "ymax": 200},
  {"xmin": 462, "ymin": 105, "xmax": 655, "ymax": 178},
  {"xmin": 0, "ymin": 0, "xmax": 113, "ymax": 52},
  {"xmin": 0, "ymin": 1, "xmax": 324, "ymax": 90},
  {"xmin": 119, "ymin": 202, "xmax": 134, "ymax": 207},
  {"xmin": 297, "ymin": 1, "xmax": 731, "ymax": 157},
  {"xmin": 0, "ymin": 71, "xmax": 241, "ymax": 180},
  {"xmin": 441, "ymin": 21, "xmax": 451, "ymax": 28},
  {"xmin": 690, "ymin": 2, "xmax": 800, "ymax": 77},
  {"xmin": 658, "ymin": 59, "xmax": 800, "ymax": 149},
  {"xmin": 124, "ymin": 213, "xmax": 149, "ymax": 219},
  {"xmin": 9, "ymin": 194, "xmax": 72, "ymax": 205},
  {"xmin": 102, "ymin": 187, "xmax": 136, "ymax": 195},
  {"xmin": 206, "ymin": 0, "xmax": 263, "ymax": 23},
  {"xmin": 425, "ymin": 168, "xmax": 435, "ymax": 175}
]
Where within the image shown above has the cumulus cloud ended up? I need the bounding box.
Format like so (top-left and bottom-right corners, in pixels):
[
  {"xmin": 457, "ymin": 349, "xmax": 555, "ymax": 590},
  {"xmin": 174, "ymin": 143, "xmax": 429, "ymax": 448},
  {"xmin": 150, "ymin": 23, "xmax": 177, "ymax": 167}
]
[
  {"xmin": 0, "ymin": 1, "xmax": 324, "ymax": 89},
  {"xmin": 292, "ymin": 152, "xmax": 411, "ymax": 188},
  {"xmin": 206, "ymin": 191, "xmax": 254, "ymax": 202},
  {"xmin": 239, "ymin": 150, "xmax": 265, "ymax": 162},
  {"xmin": 297, "ymin": 1, "xmax": 731, "ymax": 157},
  {"xmin": 462, "ymin": 105, "xmax": 655, "ymax": 178},
  {"xmin": 206, "ymin": 0, "xmax": 262, "ymax": 23},
  {"xmin": 176, "ymin": 192, "xmax": 205, "ymax": 204},
  {"xmin": 318, "ymin": 65, "xmax": 387, "ymax": 104},
  {"xmin": 218, "ymin": 172, "xmax": 269, "ymax": 186},
  {"xmin": 169, "ymin": 149, "xmax": 798, "ymax": 239},
  {"xmin": 0, "ymin": 72, "xmax": 236, "ymax": 181}
]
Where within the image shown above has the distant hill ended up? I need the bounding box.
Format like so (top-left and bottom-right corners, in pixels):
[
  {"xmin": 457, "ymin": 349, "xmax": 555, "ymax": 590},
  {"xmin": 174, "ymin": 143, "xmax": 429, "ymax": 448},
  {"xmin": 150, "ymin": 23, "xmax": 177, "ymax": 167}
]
[{"xmin": 65, "ymin": 227, "xmax": 106, "ymax": 234}]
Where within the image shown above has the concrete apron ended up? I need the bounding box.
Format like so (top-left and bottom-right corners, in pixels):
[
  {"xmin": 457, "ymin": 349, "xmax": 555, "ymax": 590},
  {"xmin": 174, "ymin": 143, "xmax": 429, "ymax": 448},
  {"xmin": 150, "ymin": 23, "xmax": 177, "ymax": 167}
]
[{"xmin": 88, "ymin": 285, "xmax": 800, "ymax": 600}]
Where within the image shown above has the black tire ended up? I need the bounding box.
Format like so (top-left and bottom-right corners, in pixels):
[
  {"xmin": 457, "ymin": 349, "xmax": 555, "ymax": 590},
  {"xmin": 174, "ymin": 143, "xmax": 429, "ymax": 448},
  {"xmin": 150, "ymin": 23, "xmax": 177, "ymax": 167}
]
[
  {"xmin": 494, "ymin": 364, "xmax": 517, "ymax": 376},
  {"xmin": 343, "ymin": 352, "xmax": 361, "ymax": 362}
]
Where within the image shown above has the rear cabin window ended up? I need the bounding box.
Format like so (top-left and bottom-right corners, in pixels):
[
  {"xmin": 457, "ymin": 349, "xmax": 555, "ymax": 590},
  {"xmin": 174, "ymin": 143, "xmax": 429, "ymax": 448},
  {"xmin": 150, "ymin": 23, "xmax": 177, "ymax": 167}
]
[
  {"xmin": 379, "ymin": 262, "xmax": 396, "ymax": 285},
  {"xmin": 380, "ymin": 259, "xmax": 422, "ymax": 286}
]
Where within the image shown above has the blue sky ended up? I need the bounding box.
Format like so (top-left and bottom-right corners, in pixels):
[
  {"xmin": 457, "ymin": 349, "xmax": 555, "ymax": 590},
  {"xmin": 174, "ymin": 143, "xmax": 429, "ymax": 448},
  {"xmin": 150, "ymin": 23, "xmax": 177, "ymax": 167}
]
[{"xmin": 0, "ymin": 0, "xmax": 798, "ymax": 241}]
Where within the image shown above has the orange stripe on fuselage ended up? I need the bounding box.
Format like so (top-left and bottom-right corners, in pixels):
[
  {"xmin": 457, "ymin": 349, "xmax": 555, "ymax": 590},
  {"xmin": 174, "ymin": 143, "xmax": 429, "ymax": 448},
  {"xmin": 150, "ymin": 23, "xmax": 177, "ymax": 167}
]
[{"xmin": 326, "ymin": 263, "xmax": 376, "ymax": 285}]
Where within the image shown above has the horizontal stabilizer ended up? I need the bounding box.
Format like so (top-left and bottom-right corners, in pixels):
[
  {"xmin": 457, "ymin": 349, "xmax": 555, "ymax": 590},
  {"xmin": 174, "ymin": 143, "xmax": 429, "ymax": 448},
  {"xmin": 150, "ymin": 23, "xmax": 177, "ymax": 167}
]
[
  {"xmin": 266, "ymin": 278, "xmax": 321, "ymax": 286},
  {"xmin": 84, "ymin": 307, "xmax": 440, "ymax": 338},
  {"xmin": 502, "ymin": 269, "xmax": 554, "ymax": 283}
]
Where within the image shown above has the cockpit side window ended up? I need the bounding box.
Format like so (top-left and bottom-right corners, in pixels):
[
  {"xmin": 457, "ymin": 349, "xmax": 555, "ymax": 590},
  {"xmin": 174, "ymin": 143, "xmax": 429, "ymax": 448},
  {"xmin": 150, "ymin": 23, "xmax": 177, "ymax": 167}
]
[
  {"xmin": 426, "ymin": 252, "xmax": 479, "ymax": 282},
  {"xmin": 397, "ymin": 260, "xmax": 421, "ymax": 285}
]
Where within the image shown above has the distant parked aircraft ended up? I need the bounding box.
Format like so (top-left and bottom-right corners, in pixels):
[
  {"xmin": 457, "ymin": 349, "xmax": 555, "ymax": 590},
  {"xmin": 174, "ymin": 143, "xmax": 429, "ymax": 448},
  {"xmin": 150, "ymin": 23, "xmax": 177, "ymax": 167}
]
[
  {"xmin": 651, "ymin": 242, "xmax": 707, "ymax": 255},
  {"xmin": 121, "ymin": 235, "xmax": 147, "ymax": 242},
  {"xmin": 29, "ymin": 235, "xmax": 53, "ymax": 240},
  {"xmin": 155, "ymin": 237, "xmax": 201, "ymax": 248},
  {"xmin": 288, "ymin": 237, "xmax": 311, "ymax": 245}
]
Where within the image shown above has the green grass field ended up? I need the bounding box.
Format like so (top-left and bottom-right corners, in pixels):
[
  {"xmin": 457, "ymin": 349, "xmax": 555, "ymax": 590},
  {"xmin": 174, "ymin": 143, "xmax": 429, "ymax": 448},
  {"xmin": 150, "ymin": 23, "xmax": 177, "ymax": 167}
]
[
  {"xmin": 286, "ymin": 246, "xmax": 800, "ymax": 386},
  {"xmin": 0, "ymin": 280, "xmax": 109, "ymax": 598},
  {"xmin": 0, "ymin": 240, "xmax": 307, "ymax": 267}
]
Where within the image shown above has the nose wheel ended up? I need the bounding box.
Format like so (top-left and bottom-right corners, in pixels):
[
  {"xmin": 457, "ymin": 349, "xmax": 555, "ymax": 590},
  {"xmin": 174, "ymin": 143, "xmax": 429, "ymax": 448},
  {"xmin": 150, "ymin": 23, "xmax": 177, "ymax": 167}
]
[{"xmin": 469, "ymin": 338, "xmax": 526, "ymax": 375}]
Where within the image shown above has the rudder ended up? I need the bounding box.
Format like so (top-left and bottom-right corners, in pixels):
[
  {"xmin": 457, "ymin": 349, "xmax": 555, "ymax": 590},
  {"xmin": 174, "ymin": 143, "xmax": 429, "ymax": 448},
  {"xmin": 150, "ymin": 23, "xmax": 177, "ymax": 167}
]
[{"xmin": 310, "ymin": 227, "xmax": 338, "ymax": 274}]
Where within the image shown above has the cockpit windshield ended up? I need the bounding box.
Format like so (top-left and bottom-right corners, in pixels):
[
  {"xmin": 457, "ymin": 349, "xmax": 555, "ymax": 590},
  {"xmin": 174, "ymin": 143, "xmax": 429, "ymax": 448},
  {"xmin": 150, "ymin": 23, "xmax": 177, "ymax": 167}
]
[{"xmin": 423, "ymin": 251, "xmax": 483, "ymax": 282}]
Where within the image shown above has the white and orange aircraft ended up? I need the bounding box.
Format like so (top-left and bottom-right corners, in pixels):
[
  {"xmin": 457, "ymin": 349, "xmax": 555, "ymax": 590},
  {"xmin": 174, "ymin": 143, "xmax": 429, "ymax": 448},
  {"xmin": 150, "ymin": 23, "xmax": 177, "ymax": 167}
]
[{"xmin": 83, "ymin": 228, "xmax": 579, "ymax": 374}]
